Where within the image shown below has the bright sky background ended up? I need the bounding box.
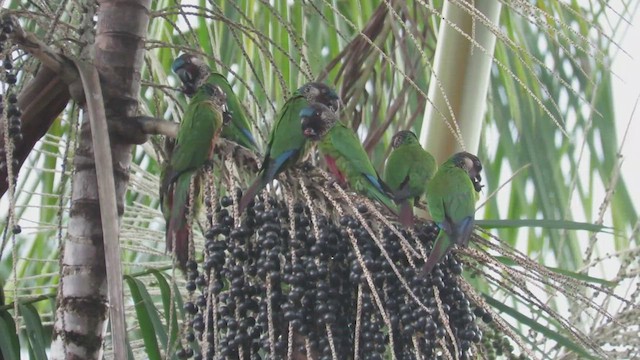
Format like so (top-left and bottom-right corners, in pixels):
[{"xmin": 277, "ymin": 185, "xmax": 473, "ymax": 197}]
[{"xmin": 612, "ymin": 7, "xmax": 640, "ymax": 208}]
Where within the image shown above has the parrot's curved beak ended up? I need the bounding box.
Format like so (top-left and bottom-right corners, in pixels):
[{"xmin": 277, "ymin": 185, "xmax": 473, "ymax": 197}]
[
  {"xmin": 175, "ymin": 68, "xmax": 197, "ymax": 97},
  {"xmin": 175, "ymin": 68, "xmax": 191, "ymax": 84},
  {"xmin": 300, "ymin": 115, "xmax": 313, "ymax": 138},
  {"xmin": 303, "ymin": 127, "xmax": 317, "ymax": 138},
  {"xmin": 472, "ymin": 174, "xmax": 483, "ymax": 192}
]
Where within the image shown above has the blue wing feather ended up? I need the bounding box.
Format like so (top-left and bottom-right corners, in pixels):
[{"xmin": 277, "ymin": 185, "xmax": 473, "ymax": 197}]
[
  {"xmin": 268, "ymin": 149, "xmax": 298, "ymax": 179},
  {"xmin": 365, "ymin": 174, "xmax": 385, "ymax": 194},
  {"xmin": 241, "ymin": 128, "xmax": 257, "ymax": 147}
]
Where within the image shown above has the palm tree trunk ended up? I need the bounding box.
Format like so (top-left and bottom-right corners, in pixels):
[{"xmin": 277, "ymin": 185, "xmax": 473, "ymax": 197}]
[
  {"xmin": 420, "ymin": 1, "xmax": 502, "ymax": 162},
  {"xmin": 50, "ymin": 0, "xmax": 151, "ymax": 358}
]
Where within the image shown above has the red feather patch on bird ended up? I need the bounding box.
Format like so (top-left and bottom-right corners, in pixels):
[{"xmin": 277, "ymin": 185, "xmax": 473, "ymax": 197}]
[{"xmin": 324, "ymin": 155, "xmax": 346, "ymax": 185}]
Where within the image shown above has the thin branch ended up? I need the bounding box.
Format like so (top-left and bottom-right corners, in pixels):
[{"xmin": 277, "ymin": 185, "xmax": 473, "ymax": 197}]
[
  {"xmin": 4, "ymin": 14, "xmax": 81, "ymax": 92},
  {"xmin": 135, "ymin": 116, "xmax": 177, "ymax": 138}
]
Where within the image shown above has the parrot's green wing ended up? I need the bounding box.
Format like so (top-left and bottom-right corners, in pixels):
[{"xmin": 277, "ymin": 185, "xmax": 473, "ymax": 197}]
[
  {"xmin": 443, "ymin": 174, "xmax": 476, "ymax": 224},
  {"xmin": 262, "ymin": 93, "xmax": 308, "ymax": 174},
  {"xmin": 426, "ymin": 163, "xmax": 476, "ymax": 222},
  {"xmin": 384, "ymin": 135, "xmax": 437, "ymax": 227},
  {"xmin": 423, "ymin": 162, "xmax": 477, "ymax": 274},
  {"xmin": 322, "ymin": 123, "xmax": 396, "ymax": 212},
  {"xmin": 386, "ymin": 146, "xmax": 417, "ymax": 226},
  {"xmin": 422, "ymin": 177, "xmax": 451, "ymax": 274},
  {"xmin": 238, "ymin": 93, "xmax": 308, "ymax": 212},
  {"xmin": 426, "ymin": 192, "xmax": 446, "ymax": 224},
  {"xmin": 162, "ymin": 84, "xmax": 224, "ymax": 270},
  {"xmin": 207, "ymin": 73, "xmax": 258, "ymax": 152},
  {"xmin": 165, "ymin": 87, "xmax": 224, "ymax": 182},
  {"xmin": 239, "ymin": 83, "xmax": 340, "ymax": 213},
  {"xmin": 384, "ymin": 146, "xmax": 412, "ymax": 195},
  {"xmin": 324, "ymin": 123, "xmax": 378, "ymax": 182},
  {"xmin": 442, "ymin": 167, "xmax": 476, "ymax": 248}
]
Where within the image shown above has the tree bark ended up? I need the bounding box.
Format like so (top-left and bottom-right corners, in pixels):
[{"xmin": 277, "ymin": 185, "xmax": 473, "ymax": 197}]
[{"xmin": 50, "ymin": 0, "xmax": 151, "ymax": 358}]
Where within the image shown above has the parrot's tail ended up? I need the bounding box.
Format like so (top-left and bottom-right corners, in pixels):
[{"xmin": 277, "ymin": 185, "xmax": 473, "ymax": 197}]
[
  {"xmin": 166, "ymin": 223, "xmax": 190, "ymax": 271},
  {"xmin": 367, "ymin": 188, "xmax": 398, "ymax": 217},
  {"xmin": 240, "ymin": 127, "xmax": 259, "ymax": 152},
  {"xmin": 364, "ymin": 175, "xmax": 399, "ymax": 216},
  {"xmin": 238, "ymin": 177, "xmax": 264, "ymax": 213},
  {"xmin": 453, "ymin": 216, "xmax": 475, "ymax": 247},
  {"xmin": 166, "ymin": 174, "xmax": 197, "ymax": 271},
  {"xmin": 422, "ymin": 231, "xmax": 448, "ymax": 275},
  {"xmin": 398, "ymin": 200, "xmax": 415, "ymax": 228}
]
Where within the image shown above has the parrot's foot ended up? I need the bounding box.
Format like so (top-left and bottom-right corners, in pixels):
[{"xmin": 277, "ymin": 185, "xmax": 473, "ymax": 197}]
[
  {"xmin": 414, "ymin": 200, "xmax": 428, "ymax": 211},
  {"xmin": 325, "ymin": 174, "xmax": 341, "ymax": 188},
  {"xmin": 202, "ymin": 160, "xmax": 215, "ymax": 172},
  {"xmin": 300, "ymin": 161, "xmax": 314, "ymax": 172}
]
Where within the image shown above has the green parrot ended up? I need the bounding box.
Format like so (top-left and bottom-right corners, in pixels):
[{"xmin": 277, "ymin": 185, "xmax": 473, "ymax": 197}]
[
  {"xmin": 238, "ymin": 82, "xmax": 341, "ymax": 213},
  {"xmin": 300, "ymin": 103, "xmax": 397, "ymax": 214},
  {"xmin": 172, "ymin": 53, "xmax": 259, "ymax": 152},
  {"xmin": 160, "ymin": 81, "xmax": 228, "ymax": 270},
  {"xmin": 422, "ymin": 152, "xmax": 483, "ymax": 275},
  {"xmin": 384, "ymin": 130, "xmax": 437, "ymax": 227}
]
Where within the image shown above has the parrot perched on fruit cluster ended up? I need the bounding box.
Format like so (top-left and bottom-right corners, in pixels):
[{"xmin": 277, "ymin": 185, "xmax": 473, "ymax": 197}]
[
  {"xmin": 384, "ymin": 130, "xmax": 437, "ymax": 227},
  {"xmin": 172, "ymin": 53, "xmax": 258, "ymax": 152},
  {"xmin": 160, "ymin": 71, "xmax": 229, "ymax": 269},
  {"xmin": 238, "ymin": 82, "xmax": 341, "ymax": 213},
  {"xmin": 422, "ymin": 151, "xmax": 483, "ymax": 275},
  {"xmin": 300, "ymin": 102, "xmax": 397, "ymax": 214}
]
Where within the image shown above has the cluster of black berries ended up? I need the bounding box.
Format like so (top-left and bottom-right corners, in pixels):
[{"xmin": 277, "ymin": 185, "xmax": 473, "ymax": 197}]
[
  {"xmin": 176, "ymin": 259, "xmax": 198, "ymax": 359},
  {"xmin": 0, "ymin": 16, "xmax": 14, "ymax": 45},
  {"xmin": 280, "ymin": 205, "xmax": 353, "ymax": 359},
  {"xmin": 0, "ymin": 17, "xmax": 22, "ymax": 186},
  {"xmin": 478, "ymin": 326, "xmax": 526, "ymax": 360},
  {"xmin": 345, "ymin": 214, "xmax": 488, "ymax": 359},
  {"xmin": 0, "ymin": 16, "xmax": 18, "ymax": 87},
  {"xmin": 177, "ymin": 190, "xmax": 491, "ymax": 359},
  {"xmin": 175, "ymin": 193, "xmax": 265, "ymax": 359},
  {"xmin": 0, "ymin": 92, "xmax": 22, "ymax": 181},
  {"xmin": 4, "ymin": 93, "xmax": 21, "ymax": 142}
]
